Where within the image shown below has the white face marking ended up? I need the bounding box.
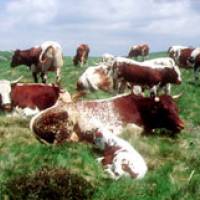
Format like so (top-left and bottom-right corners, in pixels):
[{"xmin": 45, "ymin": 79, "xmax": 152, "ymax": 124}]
[
  {"xmin": 191, "ymin": 48, "xmax": 200, "ymax": 59},
  {"xmin": 0, "ymin": 80, "xmax": 12, "ymax": 105}
]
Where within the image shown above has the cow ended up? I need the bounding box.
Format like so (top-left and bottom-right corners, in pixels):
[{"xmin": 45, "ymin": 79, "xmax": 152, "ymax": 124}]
[
  {"xmin": 73, "ymin": 44, "xmax": 90, "ymax": 67},
  {"xmin": 11, "ymin": 41, "xmax": 63, "ymax": 83},
  {"xmin": 112, "ymin": 58, "xmax": 181, "ymax": 95},
  {"xmin": 91, "ymin": 119, "xmax": 147, "ymax": 180},
  {"xmin": 168, "ymin": 45, "xmax": 188, "ymax": 59},
  {"xmin": 0, "ymin": 79, "xmax": 69, "ymax": 117},
  {"xmin": 76, "ymin": 64, "xmax": 113, "ymax": 92},
  {"xmin": 170, "ymin": 47, "xmax": 194, "ymax": 69},
  {"xmin": 187, "ymin": 48, "xmax": 200, "ymax": 81},
  {"xmin": 30, "ymin": 93, "xmax": 184, "ymax": 145},
  {"xmin": 128, "ymin": 44, "xmax": 149, "ymax": 61}
]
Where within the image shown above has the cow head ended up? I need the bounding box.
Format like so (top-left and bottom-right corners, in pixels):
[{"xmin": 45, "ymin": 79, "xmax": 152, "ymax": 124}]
[
  {"xmin": 142, "ymin": 95, "xmax": 184, "ymax": 133},
  {"xmin": 11, "ymin": 49, "xmax": 23, "ymax": 67},
  {"xmin": 0, "ymin": 77, "xmax": 23, "ymax": 112}
]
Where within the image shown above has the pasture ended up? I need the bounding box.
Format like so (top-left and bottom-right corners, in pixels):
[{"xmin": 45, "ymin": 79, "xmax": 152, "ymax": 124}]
[{"xmin": 0, "ymin": 51, "xmax": 200, "ymax": 199}]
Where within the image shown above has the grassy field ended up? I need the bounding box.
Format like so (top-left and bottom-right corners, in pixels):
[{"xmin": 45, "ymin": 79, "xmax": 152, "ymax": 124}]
[{"xmin": 0, "ymin": 52, "xmax": 200, "ymax": 199}]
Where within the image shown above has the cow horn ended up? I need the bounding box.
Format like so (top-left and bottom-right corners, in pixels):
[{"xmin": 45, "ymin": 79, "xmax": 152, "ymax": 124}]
[
  {"xmin": 172, "ymin": 93, "xmax": 183, "ymax": 100},
  {"xmin": 11, "ymin": 76, "xmax": 23, "ymax": 84},
  {"xmin": 72, "ymin": 91, "xmax": 87, "ymax": 102}
]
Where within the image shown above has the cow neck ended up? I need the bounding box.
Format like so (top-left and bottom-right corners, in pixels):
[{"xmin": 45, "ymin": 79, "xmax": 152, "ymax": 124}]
[
  {"xmin": 132, "ymin": 96, "xmax": 158, "ymax": 131},
  {"xmin": 21, "ymin": 49, "xmax": 41, "ymax": 67}
]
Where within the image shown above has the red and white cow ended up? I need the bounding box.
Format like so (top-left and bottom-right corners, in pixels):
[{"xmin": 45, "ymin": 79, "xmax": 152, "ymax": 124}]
[
  {"xmin": 0, "ymin": 79, "xmax": 69, "ymax": 117},
  {"xmin": 11, "ymin": 41, "xmax": 63, "ymax": 83},
  {"xmin": 76, "ymin": 64, "xmax": 113, "ymax": 92},
  {"xmin": 128, "ymin": 44, "xmax": 149, "ymax": 61},
  {"xmin": 187, "ymin": 48, "xmax": 200, "ymax": 81},
  {"xmin": 91, "ymin": 120, "xmax": 147, "ymax": 180},
  {"xmin": 112, "ymin": 57, "xmax": 181, "ymax": 95},
  {"xmin": 168, "ymin": 45, "xmax": 188, "ymax": 59},
  {"xmin": 30, "ymin": 93, "xmax": 184, "ymax": 145},
  {"xmin": 73, "ymin": 44, "xmax": 90, "ymax": 67},
  {"xmin": 170, "ymin": 47, "xmax": 194, "ymax": 69}
]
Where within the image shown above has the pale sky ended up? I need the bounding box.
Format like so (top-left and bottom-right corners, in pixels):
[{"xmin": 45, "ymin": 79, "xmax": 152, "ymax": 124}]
[{"xmin": 0, "ymin": 0, "xmax": 200, "ymax": 56}]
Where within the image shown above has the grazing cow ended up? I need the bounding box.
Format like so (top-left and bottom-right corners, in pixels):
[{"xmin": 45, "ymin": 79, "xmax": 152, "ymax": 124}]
[
  {"xmin": 168, "ymin": 45, "xmax": 187, "ymax": 59},
  {"xmin": 92, "ymin": 121, "xmax": 147, "ymax": 180},
  {"xmin": 0, "ymin": 79, "xmax": 67, "ymax": 116},
  {"xmin": 30, "ymin": 93, "xmax": 184, "ymax": 145},
  {"xmin": 11, "ymin": 41, "xmax": 63, "ymax": 83},
  {"xmin": 112, "ymin": 59, "xmax": 181, "ymax": 95},
  {"xmin": 76, "ymin": 64, "xmax": 113, "ymax": 92},
  {"xmin": 73, "ymin": 44, "xmax": 90, "ymax": 67},
  {"xmin": 128, "ymin": 44, "xmax": 149, "ymax": 60}
]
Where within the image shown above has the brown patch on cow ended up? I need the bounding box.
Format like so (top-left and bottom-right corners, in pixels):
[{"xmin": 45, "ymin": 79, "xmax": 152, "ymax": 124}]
[
  {"xmin": 178, "ymin": 48, "xmax": 194, "ymax": 68},
  {"xmin": 11, "ymin": 84, "xmax": 60, "ymax": 110},
  {"xmin": 101, "ymin": 146, "xmax": 121, "ymax": 166},
  {"xmin": 122, "ymin": 163, "xmax": 139, "ymax": 179}
]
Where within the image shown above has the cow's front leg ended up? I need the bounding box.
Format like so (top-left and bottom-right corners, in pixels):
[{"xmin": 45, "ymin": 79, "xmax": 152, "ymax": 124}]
[
  {"xmin": 194, "ymin": 64, "xmax": 200, "ymax": 83},
  {"xmin": 32, "ymin": 72, "xmax": 38, "ymax": 83},
  {"xmin": 41, "ymin": 72, "xmax": 47, "ymax": 83},
  {"xmin": 56, "ymin": 67, "xmax": 61, "ymax": 84}
]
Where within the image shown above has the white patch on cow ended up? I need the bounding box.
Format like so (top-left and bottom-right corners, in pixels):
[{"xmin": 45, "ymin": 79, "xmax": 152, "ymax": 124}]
[
  {"xmin": 14, "ymin": 106, "xmax": 40, "ymax": 117},
  {"xmin": 191, "ymin": 48, "xmax": 200, "ymax": 60},
  {"xmin": 0, "ymin": 80, "xmax": 12, "ymax": 105},
  {"xmin": 102, "ymin": 53, "xmax": 114, "ymax": 64}
]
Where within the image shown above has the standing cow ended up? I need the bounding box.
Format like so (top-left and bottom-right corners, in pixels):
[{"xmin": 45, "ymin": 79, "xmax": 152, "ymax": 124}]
[
  {"xmin": 73, "ymin": 44, "xmax": 90, "ymax": 67},
  {"xmin": 11, "ymin": 41, "xmax": 63, "ymax": 83},
  {"xmin": 128, "ymin": 44, "xmax": 149, "ymax": 61}
]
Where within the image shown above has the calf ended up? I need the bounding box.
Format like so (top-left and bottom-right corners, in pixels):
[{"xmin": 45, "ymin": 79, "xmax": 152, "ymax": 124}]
[
  {"xmin": 91, "ymin": 120, "xmax": 147, "ymax": 180},
  {"xmin": 30, "ymin": 93, "xmax": 184, "ymax": 145},
  {"xmin": 73, "ymin": 44, "xmax": 90, "ymax": 67}
]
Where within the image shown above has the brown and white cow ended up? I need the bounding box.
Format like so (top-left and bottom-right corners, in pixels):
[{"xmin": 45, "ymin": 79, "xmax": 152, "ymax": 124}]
[
  {"xmin": 112, "ymin": 58, "xmax": 181, "ymax": 95},
  {"xmin": 92, "ymin": 121, "xmax": 147, "ymax": 180},
  {"xmin": 187, "ymin": 48, "xmax": 200, "ymax": 81},
  {"xmin": 76, "ymin": 64, "xmax": 113, "ymax": 92},
  {"xmin": 171, "ymin": 47, "xmax": 194, "ymax": 69},
  {"xmin": 73, "ymin": 44, "xmax": 90, "ymax": 67},
  {"xmin": 11, "ymin": 41, "xmax": 63, "ymax": 83},
  {"xmin": 30, "ymin": 93, "xmax": 184, "ymax": 145},
  {"xmin": 168, "ymin": 45, "xmax": 188, "ymax": 59},
  {"xmin": 0, "ymin": 79, "xmax": 68, "ymax": 117},
  {"xmin": 128, "ymin": 44, "xmax": 149, "ymax": 61}
]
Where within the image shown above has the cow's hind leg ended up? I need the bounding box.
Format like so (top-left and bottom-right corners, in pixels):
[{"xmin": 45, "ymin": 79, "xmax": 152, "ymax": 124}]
[
  {"xmin": 41, "ymin": 72, "xmax": 47, "ymax": 83},
  {"xmin": 32, "ymin": 72, "xmax": 38, "ymax": 83},
  {"xmin": 194, "ymin": 64, "xmax": 200, "ymax": 83}
]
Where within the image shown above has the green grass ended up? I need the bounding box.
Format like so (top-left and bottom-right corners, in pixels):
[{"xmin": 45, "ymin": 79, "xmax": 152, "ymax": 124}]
[{"xmin": 0, "ymin": 52, "xmax": 200, "ymax": 199}]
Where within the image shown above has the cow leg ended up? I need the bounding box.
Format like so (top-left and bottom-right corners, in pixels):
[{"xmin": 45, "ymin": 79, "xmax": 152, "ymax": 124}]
[
  {"xmin": 150, "ymin": 86, "xmax": 157, "ymax": 97},
  {"xmin": 56, "ymin": 67, "xmax": 61, "ymax": 83},
  {"xmin": 164, "ymin": 84, "xmax": 171, "ymax": 95},
  {"xmin": 118, "ymin": 80, "xmax": 127, "ymax": 93},
  {"xmin": 32, "ymin": 72, "xmax": 38, "ymax": 83},
  {"xmin": 41, "ymin": 72, "xmax": 47, "ymax": 83},
  {"xmin": 194, "ymin": 64, "xmax": 200, "ymax": 82}
]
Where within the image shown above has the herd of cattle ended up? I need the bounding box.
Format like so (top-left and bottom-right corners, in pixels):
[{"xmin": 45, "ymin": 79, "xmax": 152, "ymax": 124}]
[{"xmin": 0, "ymin": 41, "xmax": 199, "ymax": 180}]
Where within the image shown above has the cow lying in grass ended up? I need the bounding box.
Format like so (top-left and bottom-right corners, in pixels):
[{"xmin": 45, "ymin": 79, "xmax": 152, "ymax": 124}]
[
  {"xmin": 91, "ymin": 119, "xmax": 147, "ymax": 180},
  {"xmin": 0, "ymin": 78, "xmax": 70, "ymax": 117},
  {"xmin": 30, "ymin": 92, "xmax": 184, "ymax": 145}
]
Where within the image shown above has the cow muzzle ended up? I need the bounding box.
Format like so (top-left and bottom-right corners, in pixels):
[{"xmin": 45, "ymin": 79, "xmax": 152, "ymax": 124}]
[{"xmin": 2, "ymin": 104, "xmax": 12, "ymax": 112}]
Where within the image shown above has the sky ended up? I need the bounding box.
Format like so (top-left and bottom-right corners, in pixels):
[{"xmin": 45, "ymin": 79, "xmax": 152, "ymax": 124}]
[{"xmin": 0, "ymin": 0, "xmax": 200, "ymax": 56}]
